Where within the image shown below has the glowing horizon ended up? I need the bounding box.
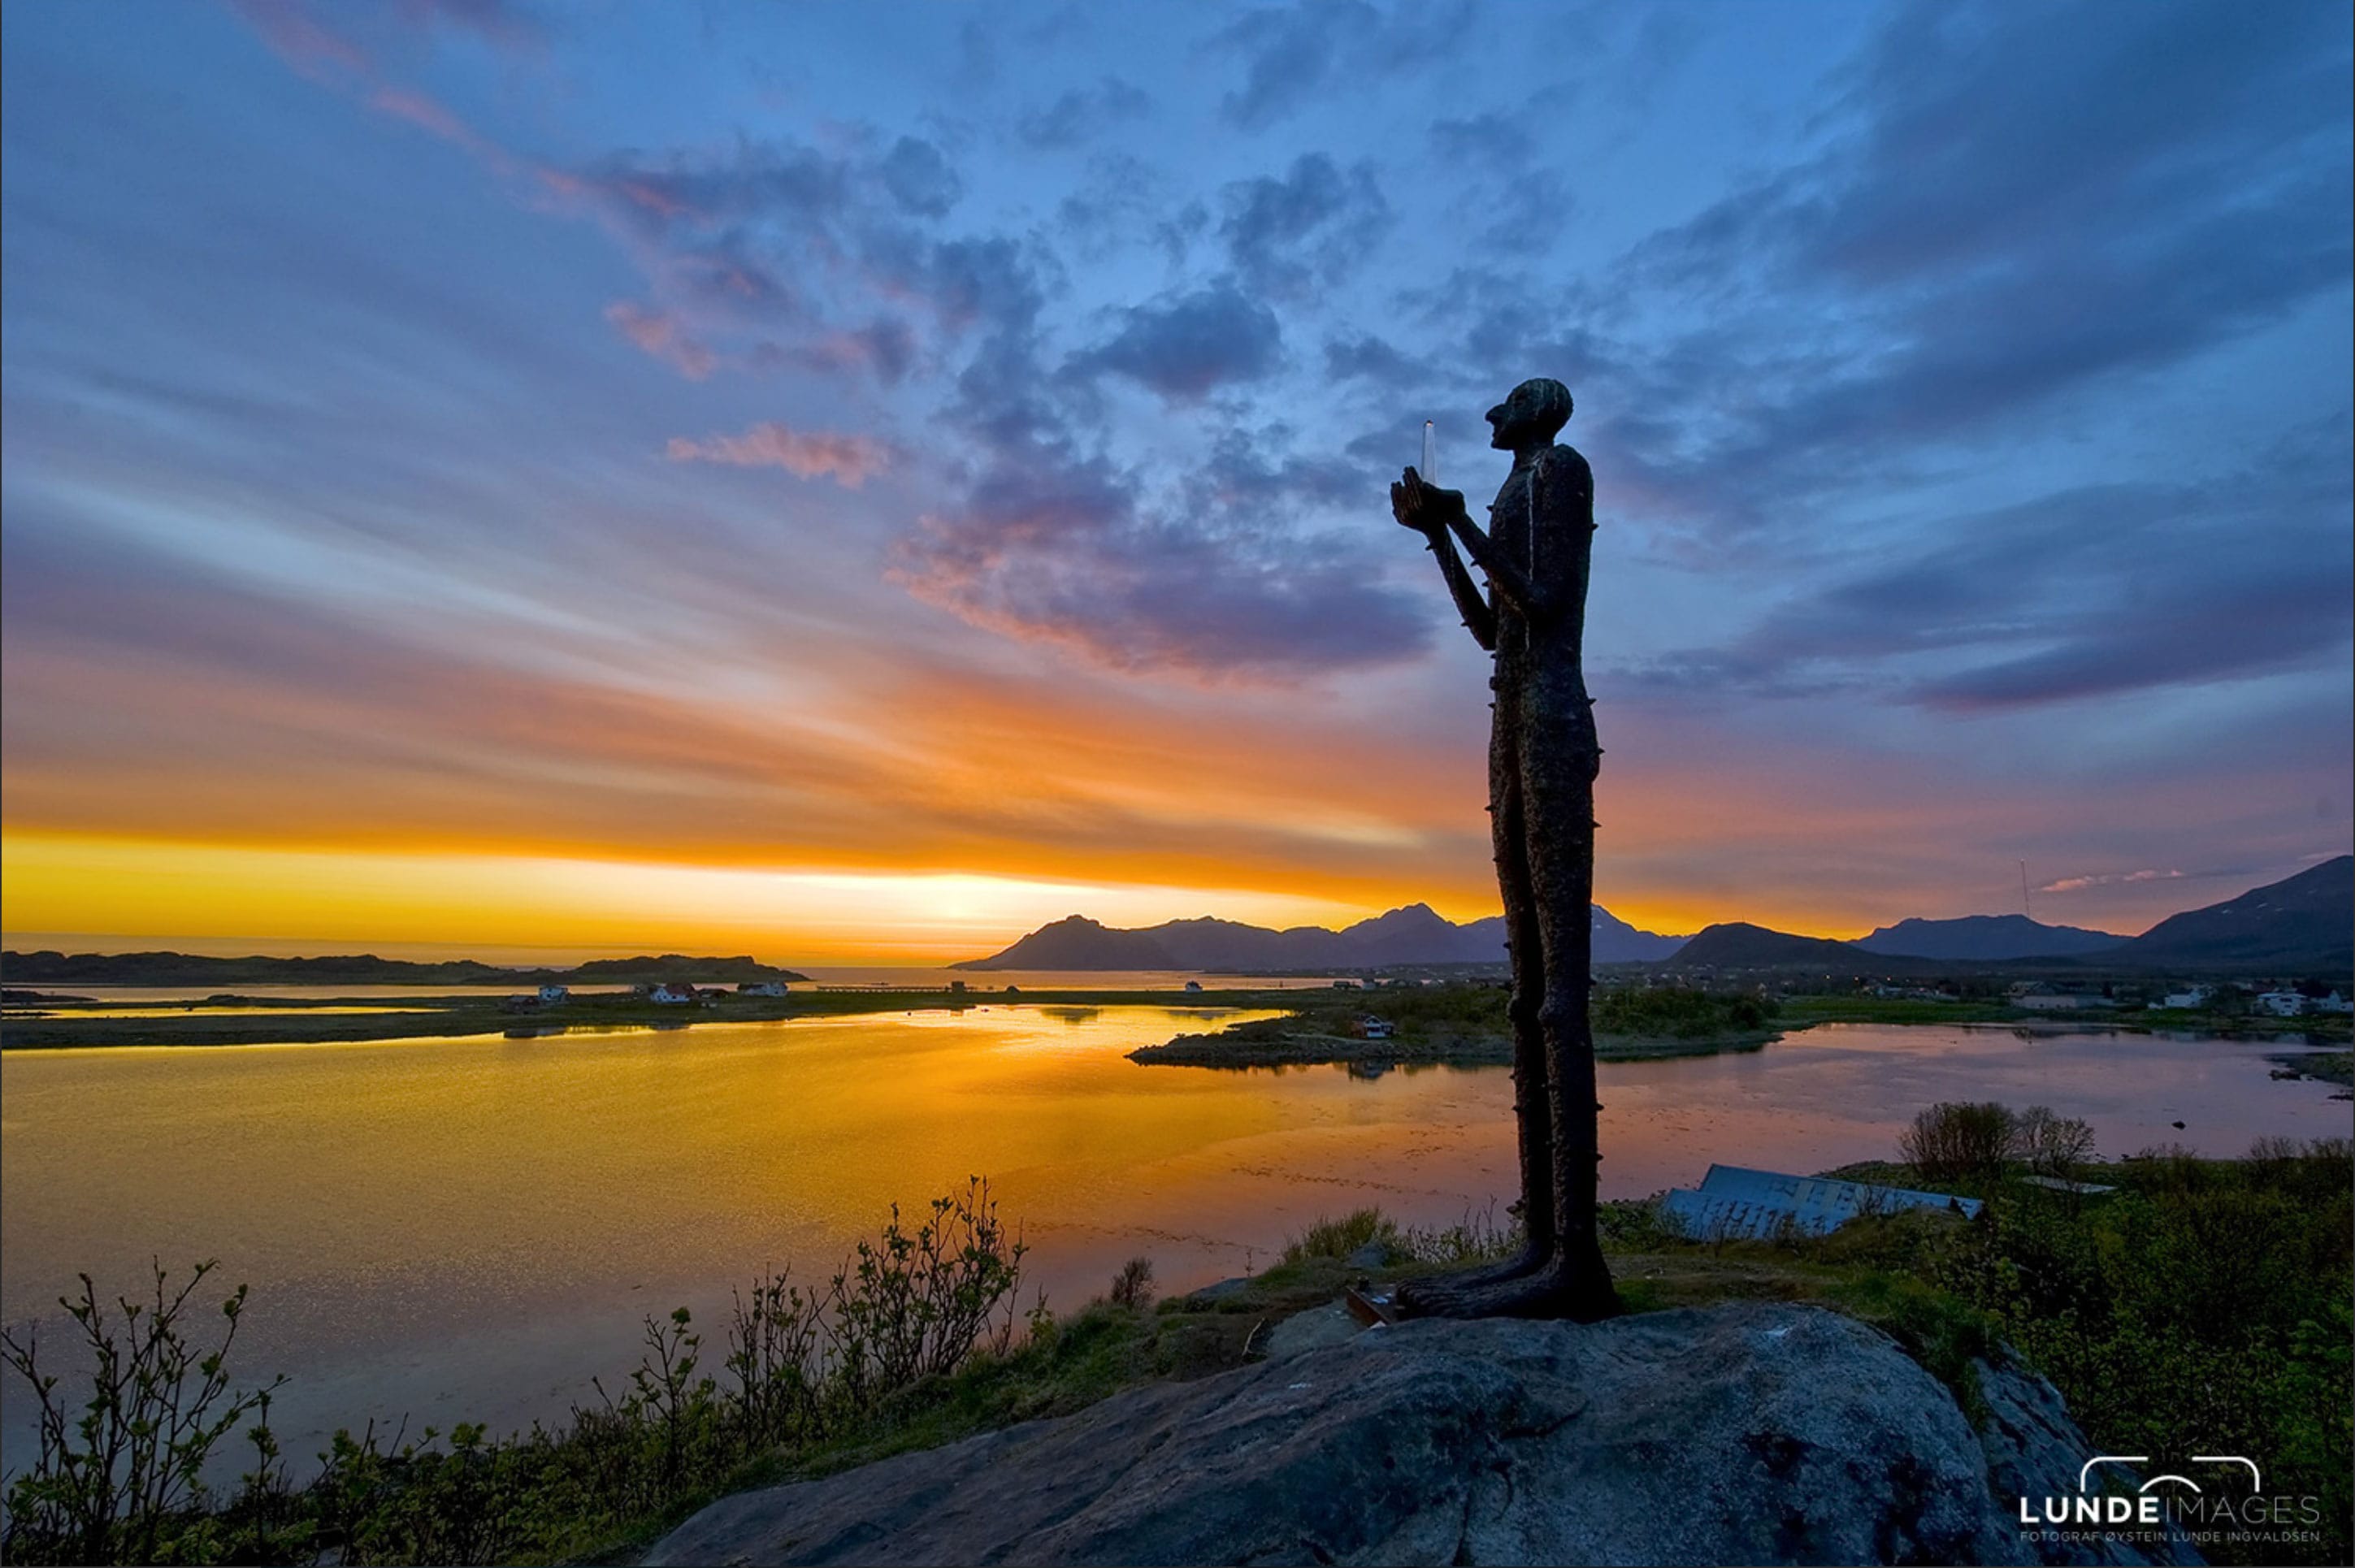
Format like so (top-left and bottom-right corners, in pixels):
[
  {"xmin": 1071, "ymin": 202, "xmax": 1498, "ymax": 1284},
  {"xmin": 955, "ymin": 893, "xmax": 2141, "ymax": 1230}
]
[{"xmin": 11, "ymin": 829, "xmax": 2335, "ymax": 967}]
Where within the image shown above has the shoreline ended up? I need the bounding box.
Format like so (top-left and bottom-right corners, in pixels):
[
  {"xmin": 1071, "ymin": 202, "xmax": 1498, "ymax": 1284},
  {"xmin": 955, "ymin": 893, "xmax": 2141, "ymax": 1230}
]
[
  {"xmin": 6, "ymin": 982, "xmax": 2344, "ymax": 1056},
  {"xmin": 1129, "ymin": 1023, "xmax": 1780, "ymax": 1068},
  {"xmin": 0, "ymin": 988, "xmax": 1290, "ymax": 1052}
]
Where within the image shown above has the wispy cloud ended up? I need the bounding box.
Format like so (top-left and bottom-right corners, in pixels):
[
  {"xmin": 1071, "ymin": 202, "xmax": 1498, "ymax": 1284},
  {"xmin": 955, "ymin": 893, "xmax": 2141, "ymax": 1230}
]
[
  {"xmin": 604, "ymin": 302, "xmax": 716, "ymax": 379},
  {"xmin": 2040, "ymin": 868, "xmax": 2185, "ymax": 894},
  {"xmin": 665, "ymin": 423, "xmax": 891, "ymax": 487}
]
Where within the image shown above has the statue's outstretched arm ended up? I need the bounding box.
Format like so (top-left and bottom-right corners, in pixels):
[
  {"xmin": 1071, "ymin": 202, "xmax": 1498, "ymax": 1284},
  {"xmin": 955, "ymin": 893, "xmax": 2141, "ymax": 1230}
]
[
  {"xmin": 1424, "ymin": 528, "xmax": 1497, "ymax": 650},
  {"xmin": 1392, "ymin": 468, "xmax": 1496, "ymax": 649},
  {"xmin": 1444, "ymin": 515, "xmax": 1543, "ymax": 622}
]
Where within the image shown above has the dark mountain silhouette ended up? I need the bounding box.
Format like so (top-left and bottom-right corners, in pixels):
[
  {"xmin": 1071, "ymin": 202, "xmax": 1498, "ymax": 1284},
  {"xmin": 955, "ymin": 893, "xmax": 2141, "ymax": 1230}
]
[
  {"xmin": 1590, "ymin": 905, "xmax": 1689, "ymax": 964},
  {"xmin": 0, "ymin": 951, "xmax": 809, "ymax": 988},
  {"xmin": 1855, "ymin": 914, "xmax": 2123, "ymax": 961},
  {"xmin": 952, "ymin": 903, "xmax": 1689, "ymax": 972},
  {"xmin": 948, "ymin": 916, "xmax": 1182, "ymax": 971},
  {"xmin": 1669, "ymin": 923, "xmax": 1936, "ymax": 974},
  {"xmin": 2106, "ymin": 856, "xmax": 2353, "ymax": 971}
]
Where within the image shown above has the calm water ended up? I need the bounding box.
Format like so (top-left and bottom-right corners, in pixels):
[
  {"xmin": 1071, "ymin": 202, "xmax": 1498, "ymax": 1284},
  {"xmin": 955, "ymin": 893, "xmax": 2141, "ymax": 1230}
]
[
  {"xmin": 2, "ymin": 1009, "xmax": 2344, "ymax": 1475},
  {"xmin": 21, "ymin": 971, "xmax": 1356, "ymax": 1003}
]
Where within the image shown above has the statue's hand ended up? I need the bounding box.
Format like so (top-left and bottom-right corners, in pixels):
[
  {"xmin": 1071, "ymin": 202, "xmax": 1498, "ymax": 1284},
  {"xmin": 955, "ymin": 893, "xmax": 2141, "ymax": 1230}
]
[{"xmin": 1390, "ymin": 466, "xmax": 1465, "ymax": 534}]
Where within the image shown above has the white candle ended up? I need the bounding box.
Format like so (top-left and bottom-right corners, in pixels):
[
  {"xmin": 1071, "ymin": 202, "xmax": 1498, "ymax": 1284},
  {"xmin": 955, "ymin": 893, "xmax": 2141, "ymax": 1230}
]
[{"xmin": 1421, "ymin": 420, "xmax": 1436, "ymax": 486}]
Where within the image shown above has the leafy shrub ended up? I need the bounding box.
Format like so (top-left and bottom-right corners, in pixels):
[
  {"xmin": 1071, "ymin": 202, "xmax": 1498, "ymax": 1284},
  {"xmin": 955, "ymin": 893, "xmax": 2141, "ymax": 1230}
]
[
  {"xmin": 1106, "ymin": 1258, "xmax": 1155, "ymax": 1310},
  {"xmin": 1592, "ymin": 985, "xmax": 1778, "ymax": 1039},
  {"xmin": 0, "ymin": 1261, "xmax": 288, "ymax": 1566},
  {"xmin": 1925, "ymin": 1134, "xmax": 2353, "ymax": 1566},
  {"xmin": 2013, "ymin": 1105, "xmax": 2097, "ymax": 1180},
  {"xmin": 0, "ymin": 1180, "xmax": 1030, "ymax": 1566},
  {"xmin": 1900, "ymin": 1101, "xmax": 2016, "ymax": 1182}
]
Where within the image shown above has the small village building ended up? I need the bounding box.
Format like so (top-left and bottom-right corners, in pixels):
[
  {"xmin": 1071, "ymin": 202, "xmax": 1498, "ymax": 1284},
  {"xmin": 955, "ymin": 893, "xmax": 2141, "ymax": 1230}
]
[
  {"xmin": 2161, "ymin": 986, "xmax": 2210, "ymax": 1009},
  {"xmin": 1183, "ymin": 980, "xmax": 1204, "ymax": 992},
  {"xmin": 648, "ymin": 981, "xmax": 698, "ymax": 1005},
  {"xmin": 2012, "ymin": 987, "xmax": 2106, "ymax": 1011},
  {"xmin": 2257, "ymin": 990, "xmax": 2309, "ymax": 1017},
  {"xmin": 2315, "ymin": 991, "xmax": 2353, "ymax": 1015},
  {"xmin": 1351, "ymin": 1015, "xmax": 1394, "ymax": 1040},
  {"xmin": 538, "ymin": 985, "xmax": 570, "ymax": 1004},
  {"xmin": 736, "ymin": 981, "xmax": 789, "ymax": 998}
]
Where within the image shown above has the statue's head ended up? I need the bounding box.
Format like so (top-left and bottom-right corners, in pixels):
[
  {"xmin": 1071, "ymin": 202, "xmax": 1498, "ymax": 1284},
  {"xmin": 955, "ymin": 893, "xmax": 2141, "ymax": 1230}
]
[{"xmin": 1485, "ymin": 378, "xmax": 1572, "ymax": 450}]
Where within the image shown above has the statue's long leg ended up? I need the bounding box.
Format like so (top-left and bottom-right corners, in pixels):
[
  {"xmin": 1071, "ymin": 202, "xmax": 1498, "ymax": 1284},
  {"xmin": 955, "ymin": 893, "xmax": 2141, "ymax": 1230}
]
[
  {"xmin": 1396, "ymin": 727, "xmax": 1550, "ymax": 1317},
  {"xmin": 1420, "ymin": 694, "xmax": 1620, "ymax": 1323}
]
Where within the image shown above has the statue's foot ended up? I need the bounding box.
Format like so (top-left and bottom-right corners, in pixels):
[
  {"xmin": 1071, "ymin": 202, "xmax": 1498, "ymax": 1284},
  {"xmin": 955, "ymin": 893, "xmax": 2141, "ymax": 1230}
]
[
  {"xmin": 1397, "ymin": 1257, "xmax": 1621, "ymax": 1323},
  {"xmin": 1393, "ymin": 1245, "xmax": 1546, "ymax": 1318}
]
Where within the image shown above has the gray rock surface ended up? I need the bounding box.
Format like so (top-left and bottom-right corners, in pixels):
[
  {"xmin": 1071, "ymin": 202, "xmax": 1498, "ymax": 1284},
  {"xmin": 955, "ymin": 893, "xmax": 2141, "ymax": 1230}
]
[
  {"xmin": 1259, "ymin": 1301, "xmax": 1363, "ymax": 1360},
  {"xmin": 1970, "ymin": 1357, "xmax": 2198, "ymax": 1566},
  {"xmin": 648, "ymin": 1302, "xmax": 2182, "ymax": 1566}
]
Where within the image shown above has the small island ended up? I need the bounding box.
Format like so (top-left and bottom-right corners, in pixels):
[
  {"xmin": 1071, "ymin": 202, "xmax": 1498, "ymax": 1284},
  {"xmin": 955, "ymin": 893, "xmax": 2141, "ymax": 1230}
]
[{"xmin": 1130, "ymin": 983, "xmax": 1783, "ymax": 1068}]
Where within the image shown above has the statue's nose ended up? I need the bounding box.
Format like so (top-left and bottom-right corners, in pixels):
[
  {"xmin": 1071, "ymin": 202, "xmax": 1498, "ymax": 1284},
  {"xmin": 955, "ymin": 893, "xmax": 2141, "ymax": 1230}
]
[{"xmin": 1485, "ymin": 405, "xmax": 1507, "ymax": 423}]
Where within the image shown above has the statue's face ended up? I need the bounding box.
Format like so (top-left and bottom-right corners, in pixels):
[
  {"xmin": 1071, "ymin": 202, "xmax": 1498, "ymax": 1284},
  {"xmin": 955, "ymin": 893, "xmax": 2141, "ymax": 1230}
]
[
  {"xmin": 1485, "ymin": 380, "xmax": 1570, "ymax": 449},
  {"xmin": 1485, "ymin": 388, "xmax": 1543, "ymax": 449}
]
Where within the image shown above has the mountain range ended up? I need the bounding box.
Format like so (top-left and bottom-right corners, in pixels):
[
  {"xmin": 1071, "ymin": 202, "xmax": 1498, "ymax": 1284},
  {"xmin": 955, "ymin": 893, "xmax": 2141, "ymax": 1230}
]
[
  {"xmin": 1854, "ymin": 914, "xmax": 2123, "ymax": 961},
  {"xmin": 1668, "ymin": 858, "xmax": 2349, "ymax": 975},
  {"xmin": 2104, "ymin": 856, "xmax": 2352, "ymax": 969},
  {"xmin": 958, "ymin": 858, "xmax": 2351, "ymax": 976},
  {"xmin": 949, "ymin": 903, "xmax": 1689, "ymax": 972}
]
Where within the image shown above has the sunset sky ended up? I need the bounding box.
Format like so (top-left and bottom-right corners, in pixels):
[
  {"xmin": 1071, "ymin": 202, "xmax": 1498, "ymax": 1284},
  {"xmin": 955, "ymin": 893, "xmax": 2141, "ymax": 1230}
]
[{"xmin": 4, "ymin": 2, "xmax": 2349, "ymax": 964}]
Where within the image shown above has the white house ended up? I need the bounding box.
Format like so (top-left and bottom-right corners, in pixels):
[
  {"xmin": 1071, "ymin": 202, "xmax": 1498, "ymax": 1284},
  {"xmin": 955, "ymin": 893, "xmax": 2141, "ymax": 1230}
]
[
  {"xmin": 2257, "ymin": 990, "xmax": 2309, "ymax": 1017},
  {"xmin": 736, "ymin": 981, "xmax": 789, "ymax": 998},
  {"xmin": 2014, "ymin": 988, "xmax": 2107, "ymax": 1011},
  {"xmin": 1351, "ymin": 1015, "xmax": 1395, "ymax": 1040},
  {"xmin": 2160, "ymin": 986, "xmax": 2210, "ymax": 1009},
  {"xmin": 2315, "ymin": 991, "xmax": 2353, "ymax": 1015},
  {"xmin": 538, "ymin": 985, "xmax": 570, "ymax": 1004},
  {"xmin": 648, "ymin": 982, "xmax": 698, "ymax": 1005}
]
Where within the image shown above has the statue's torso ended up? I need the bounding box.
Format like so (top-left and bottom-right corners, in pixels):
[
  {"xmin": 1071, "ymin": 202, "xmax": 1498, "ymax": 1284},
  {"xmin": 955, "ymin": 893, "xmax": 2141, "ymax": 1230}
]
[{"xmin": 1487, "ymin": 445, "xmax": 1593, "ymax": 706}]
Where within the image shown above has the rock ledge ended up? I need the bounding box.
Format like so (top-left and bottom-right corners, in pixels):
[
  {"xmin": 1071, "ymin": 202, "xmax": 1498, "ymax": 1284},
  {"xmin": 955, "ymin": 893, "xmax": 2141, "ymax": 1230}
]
[{"xmin": 649, "ymin": 1302, "xmax": 2185, "ymax": 1566}]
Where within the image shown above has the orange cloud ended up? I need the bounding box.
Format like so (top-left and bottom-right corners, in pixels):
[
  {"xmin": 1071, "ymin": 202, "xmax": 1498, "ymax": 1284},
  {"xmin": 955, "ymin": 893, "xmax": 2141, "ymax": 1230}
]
[{"xmin": 664, "ymin": 422, "xmax": 891, "ymax": 487}]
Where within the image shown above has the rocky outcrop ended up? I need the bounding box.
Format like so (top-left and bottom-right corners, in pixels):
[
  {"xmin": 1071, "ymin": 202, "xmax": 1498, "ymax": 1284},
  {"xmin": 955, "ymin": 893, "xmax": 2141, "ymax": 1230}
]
[{"xmin": 648, "ymin": 1302, "xmax": 2188, "ymax": 1566}]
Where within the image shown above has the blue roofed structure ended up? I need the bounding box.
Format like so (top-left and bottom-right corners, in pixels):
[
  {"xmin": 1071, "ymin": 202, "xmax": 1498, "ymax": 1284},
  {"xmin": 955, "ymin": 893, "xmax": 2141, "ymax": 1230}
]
[{"xmin": 1658, "ymin": 1163, "xmax": 1981, "ymax": 1242}]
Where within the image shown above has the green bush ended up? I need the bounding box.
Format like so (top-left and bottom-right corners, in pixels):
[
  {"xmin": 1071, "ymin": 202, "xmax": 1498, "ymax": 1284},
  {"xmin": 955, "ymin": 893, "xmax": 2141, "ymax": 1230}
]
[
  {"xmin": 1591, "ymin": 985, "xmax": 1777, "ymax": 1039},
  {"xmin": 1281, "ymin": 1208, "xmax": 1400, "ymax": 1263},
  {"xmin": 1926, "ymin": 1137, "xmax": 2354, "ymax": 1566},
  {"xmin": 1899, "ymin": 1101, "xmax": 2016, "ymax": 1183},
  {"xmin": 1, "ymin": 1180, "xmax": 1030, "ymax": 1566}
]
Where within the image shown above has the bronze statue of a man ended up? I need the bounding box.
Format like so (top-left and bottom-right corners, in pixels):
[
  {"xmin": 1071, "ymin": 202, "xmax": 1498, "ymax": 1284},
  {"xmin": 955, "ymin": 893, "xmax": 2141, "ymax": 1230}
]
[{"xmin": 1389, "ymin": 378, "xmax": 1620, "ymax": 1323}]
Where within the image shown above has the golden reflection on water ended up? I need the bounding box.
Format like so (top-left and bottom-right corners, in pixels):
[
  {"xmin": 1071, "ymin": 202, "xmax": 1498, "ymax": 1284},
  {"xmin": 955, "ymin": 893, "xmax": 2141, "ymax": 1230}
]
[{"xmin": 2, "ymin": 1008, "xmax": 2342, "ymax": 1465}]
